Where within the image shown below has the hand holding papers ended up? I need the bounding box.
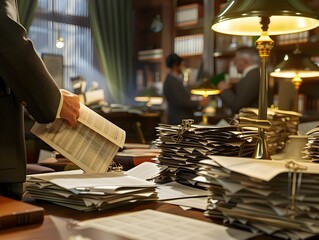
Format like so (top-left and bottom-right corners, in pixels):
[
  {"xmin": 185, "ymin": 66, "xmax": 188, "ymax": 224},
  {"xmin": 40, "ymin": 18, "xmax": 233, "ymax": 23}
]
[{"xmin": 31, "ymin": 104, "xmax": 126, "ymax": 173}]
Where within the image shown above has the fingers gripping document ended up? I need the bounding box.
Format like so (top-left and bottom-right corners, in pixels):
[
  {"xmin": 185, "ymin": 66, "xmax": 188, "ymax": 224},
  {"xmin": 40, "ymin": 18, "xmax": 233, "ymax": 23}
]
[{"xmin": 31, "ymin": 104, "xmax": 126, "ymax": 173}]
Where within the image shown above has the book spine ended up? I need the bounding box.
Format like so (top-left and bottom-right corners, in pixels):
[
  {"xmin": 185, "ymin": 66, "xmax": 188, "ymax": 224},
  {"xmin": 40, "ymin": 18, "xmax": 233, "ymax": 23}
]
[{"xmin": 0, "ymin": 210, "xmax": 44, "ymax": 229}]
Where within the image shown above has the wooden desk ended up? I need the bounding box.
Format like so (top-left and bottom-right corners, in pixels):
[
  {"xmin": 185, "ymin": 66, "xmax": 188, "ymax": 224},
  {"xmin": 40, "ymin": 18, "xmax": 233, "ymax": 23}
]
[{"xmin": 0, "ymin": 199, "xmax": 289, "ymax": 240}]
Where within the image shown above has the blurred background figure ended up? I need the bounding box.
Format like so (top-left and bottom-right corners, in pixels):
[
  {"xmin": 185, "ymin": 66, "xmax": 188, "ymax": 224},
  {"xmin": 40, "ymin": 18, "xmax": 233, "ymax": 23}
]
[
  {"xmin": 211, "ymin": 46, "xmax": 260, "ymax": 114},
  {"xmin": 163, "ymin": 53, "xmax": 207, "ymax": 125}
]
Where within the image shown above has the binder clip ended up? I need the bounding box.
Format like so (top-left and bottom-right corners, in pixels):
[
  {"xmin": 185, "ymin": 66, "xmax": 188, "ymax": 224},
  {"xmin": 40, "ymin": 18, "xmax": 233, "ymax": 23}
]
[
  {"xmin": 110, "ymin": 161, "xmax": 123, "ymax": 172},
  {"xmin": 172, "ymin": 119, "xmax": 194, "ymax": 143},
  {"xmin": 285, "ymin": 160, "xmax": 307, "ymax": 219}
]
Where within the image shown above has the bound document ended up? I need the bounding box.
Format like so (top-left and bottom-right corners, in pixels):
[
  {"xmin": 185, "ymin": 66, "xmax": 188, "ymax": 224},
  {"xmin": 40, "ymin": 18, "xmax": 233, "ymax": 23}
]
[{"xmin": 0, "ymin": 196, "xmax": 44, "ymax": 229}]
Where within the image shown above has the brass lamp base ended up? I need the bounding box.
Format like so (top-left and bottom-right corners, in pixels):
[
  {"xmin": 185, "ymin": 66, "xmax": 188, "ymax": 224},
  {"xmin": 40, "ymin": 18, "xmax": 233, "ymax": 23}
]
[{"xmin": 253, "ymin": 17, "xmax": 274, "ymax": 160}]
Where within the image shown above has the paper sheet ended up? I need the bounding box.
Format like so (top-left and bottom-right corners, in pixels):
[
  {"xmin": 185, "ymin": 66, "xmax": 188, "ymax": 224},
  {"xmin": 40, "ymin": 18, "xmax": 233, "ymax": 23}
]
[
  {"xmin": 78, "ymin": 209, "xmax": 258, "ymax": 240},
  {"xmin": 164, "ymin": 197, "xmax": 208, "ymax": 210},
  {"xmin": 156, "ymin": 182, "xmax": 208, "ymax": 201},
  {"xmin": 126, "ymin": 162, "xmax": 167, "ymax": 181},
  {"xmin": 209, "ymin": 155, "xmax": 319, "ymax": 181},
  {"xmin": 31, "ymin": 104, "xmax": 126, "ymax": 173}
]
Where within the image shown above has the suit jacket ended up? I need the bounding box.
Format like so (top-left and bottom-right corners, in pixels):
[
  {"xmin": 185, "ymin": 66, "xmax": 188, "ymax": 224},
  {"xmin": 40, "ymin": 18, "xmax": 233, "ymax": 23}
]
[
  {"xmin": 163, "ymin": 73, "xmax": 198, "ymax": 125},
  {"xmin": 220, "ymin": 67, "xmax": 260, "ymax": 114},
  {"xmin": 0, "ymin": 0, "xmax": 61, "ymax": 182}
]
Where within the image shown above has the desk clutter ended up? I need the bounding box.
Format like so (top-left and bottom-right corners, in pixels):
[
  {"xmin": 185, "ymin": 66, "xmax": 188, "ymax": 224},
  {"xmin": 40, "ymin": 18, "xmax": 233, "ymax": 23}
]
[
  {"xmin": 26, "ymin": 170, "xmax": 157, "ymax": 211},
  {"xmin": 305, "ymin": 127, "xmax": 319, "ymax": 162},
  {"xmin": 23, "ymin": 103, "xmax": 319, "ymax": 239},
  {"xmin": 195, "ymin": 156, "xmax": 319, "ymax": 240},
  {"xmin": 154, "ymin": 119, "xmax": 258, "ymax": 186},
  {"xmin": 236, "ymin": 108, "xmax": 302, "ymax": 155}
]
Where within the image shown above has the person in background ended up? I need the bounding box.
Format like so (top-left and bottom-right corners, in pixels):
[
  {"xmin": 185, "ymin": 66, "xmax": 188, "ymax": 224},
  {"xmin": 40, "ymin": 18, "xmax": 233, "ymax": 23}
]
[
  {"xmin": 163, "ymin": 53, "xmax": 207, "ymax": 125},
  {"xmin": 212, "ymin": 46, "xmax": 260, "ymax": 114},
  {"xmin": 0, "ymin": 0, "xmax": 80, "ymax": 200}
]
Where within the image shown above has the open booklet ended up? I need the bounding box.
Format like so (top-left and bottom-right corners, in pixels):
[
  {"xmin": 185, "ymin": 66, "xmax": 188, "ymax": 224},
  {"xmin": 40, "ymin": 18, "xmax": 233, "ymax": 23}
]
[{"xmin": 31, "ymin": 104, "xmax": 126, "ymax": 173}]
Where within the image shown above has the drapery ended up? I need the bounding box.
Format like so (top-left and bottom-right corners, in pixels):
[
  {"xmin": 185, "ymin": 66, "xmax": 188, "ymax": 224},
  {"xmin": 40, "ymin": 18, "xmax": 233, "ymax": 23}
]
[
  {"xmin": 17, "ymin": 0, "xmax": 38, "ymax": 31},
  {"xmin": 89, "ymin": 0, "xmax": 135, "ymax": 104}
]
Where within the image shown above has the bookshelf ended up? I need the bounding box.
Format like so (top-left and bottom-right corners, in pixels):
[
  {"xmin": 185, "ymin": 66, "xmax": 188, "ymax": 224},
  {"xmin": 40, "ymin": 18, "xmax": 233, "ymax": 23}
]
[{"xmin": 132, "ymin": 0, "xmax": 174, "ymax": 90}]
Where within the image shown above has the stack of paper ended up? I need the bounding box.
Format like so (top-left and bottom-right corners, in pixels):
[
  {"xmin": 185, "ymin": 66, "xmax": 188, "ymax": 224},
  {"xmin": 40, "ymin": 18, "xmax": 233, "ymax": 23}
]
[
  {"xmin": 26, "ymin": 170, "xmax": 157, "ymax": 211},
  {"xmin": 305, "ymin": 127, "xmax": 319, "ymax": 162},
  {"xmin": 196, "ymin": 156, "xmax": 319, "ymax": 239},
  {"xmin": 155, "ymin": 123, "xmax": 257, "ymax": 185},
  {"xmin": 237, "ymin": 108, "xmax": 301, "ymax": 155}
]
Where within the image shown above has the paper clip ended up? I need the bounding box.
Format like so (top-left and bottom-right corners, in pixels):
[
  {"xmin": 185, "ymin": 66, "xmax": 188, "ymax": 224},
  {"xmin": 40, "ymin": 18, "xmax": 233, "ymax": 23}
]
[
  {"xmin": 172, "ymin": 119, "xmax": 194, "ymax": 143},
  {"xmin": 285, "ymin": 160, "xmax": 307, "ymax": 219}
]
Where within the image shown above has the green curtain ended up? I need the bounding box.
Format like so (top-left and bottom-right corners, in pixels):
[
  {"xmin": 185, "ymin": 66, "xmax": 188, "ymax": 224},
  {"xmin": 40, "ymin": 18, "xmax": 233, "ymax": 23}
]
[
  {"xmin": 89, "ymin": 0, "xmax": 135, "ymax": 104},
  {"xmin": 17, "ymin": 0, "xmax": 38, "ymax": 31}
]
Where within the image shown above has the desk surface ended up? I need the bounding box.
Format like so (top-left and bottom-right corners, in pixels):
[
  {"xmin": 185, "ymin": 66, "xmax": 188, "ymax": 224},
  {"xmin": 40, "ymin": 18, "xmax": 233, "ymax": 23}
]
[{"xmin": 0, "ymin": 198, "xmax": 287, "ymax": 240}]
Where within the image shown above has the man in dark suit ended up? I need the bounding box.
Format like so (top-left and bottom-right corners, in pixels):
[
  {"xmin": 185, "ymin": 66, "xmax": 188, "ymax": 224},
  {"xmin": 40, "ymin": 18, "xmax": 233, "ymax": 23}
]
[
  {"xmin": 0, "ymin": 0, "xmax": 80, "ymax": 200},
  {"xmin": 215, "ymin": 47, "xmax": 260, "ymax": 114},
  {"xmin": 163, "ymin": 53, "xmax": 206, "ymax": 125}
]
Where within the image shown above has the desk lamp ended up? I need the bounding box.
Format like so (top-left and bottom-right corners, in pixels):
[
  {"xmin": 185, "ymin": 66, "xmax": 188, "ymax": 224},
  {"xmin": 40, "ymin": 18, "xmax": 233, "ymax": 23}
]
[
  {"xmin": 270, "ymin": 48, "xmax": 319, "ymax": 111},
  {"xmin": 211, "ymin": 0, "xmax": 319, "ymax": 159},
  {"xmin": 191, "ymin": 78, "xmax": 220, "ymax": 124}
]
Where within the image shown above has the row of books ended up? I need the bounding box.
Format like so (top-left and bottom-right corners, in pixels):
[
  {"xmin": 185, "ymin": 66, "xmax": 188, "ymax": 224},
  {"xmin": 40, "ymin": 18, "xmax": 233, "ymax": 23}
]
[
  {"xmin": 276, "ymin": 31, "xmax": 309, "ymax": 46},
  {"xmin": 137, "ymin": 48, "xmax": 163, "ymax": 61},
  {"xmin": 174, "ymin": 34, "xmax": 204, "ymax": 56}
]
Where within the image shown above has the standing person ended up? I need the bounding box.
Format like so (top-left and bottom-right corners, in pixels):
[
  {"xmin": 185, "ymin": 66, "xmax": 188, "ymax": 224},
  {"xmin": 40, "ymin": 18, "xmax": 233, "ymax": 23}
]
[
  {"xmin": 0, "ymin": 0, "xmax": 80, "ymax": 200},
  {"xmin": 213, "ymin": 46, "xmax": 260, "ymax": 114},
  {"xmin": 163, "ymin": 53, "xmax": 206, "ymax": 125}
]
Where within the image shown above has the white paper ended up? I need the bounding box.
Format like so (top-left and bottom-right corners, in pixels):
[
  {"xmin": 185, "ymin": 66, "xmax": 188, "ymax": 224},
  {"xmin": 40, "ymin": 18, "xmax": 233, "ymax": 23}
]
[
  {"xmin": 78, "ymin": 209, "xmax": 258, "ymax": 240},
  {"xmin": 165, "ymin": 197, "xmax": 208, "ymax": 210},
  {"xmin": 156, "ymin": 182, "xmax": 208, "ymax": 201},
  {"xmin": 126, "ymin": 162, "xmax": 167, "ymax": 181},
  {"xmin": 29, "ymin": 171, "xmax": 156, "ymax": 190},
  {"xmin": 31, "ymin": 104, "xmax": 126, "ymax": 173},
  {"xmin": 209, "ymin": 155, "xmax": 319, "ymax": 181}
]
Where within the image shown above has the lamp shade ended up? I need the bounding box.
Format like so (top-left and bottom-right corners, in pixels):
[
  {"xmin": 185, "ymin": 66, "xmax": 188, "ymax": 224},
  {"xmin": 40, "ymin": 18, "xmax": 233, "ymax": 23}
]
[
  {"xmin": 270, "ymin": 51, "xmax": 319, "ymax": 78},
  {"xmin": 191, "ymin": 79, "xmax": 220, "ymax": 98},
  {"xmin": 211, "ymin": 0, "xmax": 319, "ymax": 36}
]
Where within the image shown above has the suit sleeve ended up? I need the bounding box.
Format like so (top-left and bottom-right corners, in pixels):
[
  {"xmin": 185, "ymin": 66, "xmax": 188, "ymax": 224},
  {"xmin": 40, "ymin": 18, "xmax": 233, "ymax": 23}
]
[
  {"xmin": 220, "ymin": 69, "xmax": 260, "ymax": 113},
  {"xmin": 0, "ymin": 2, "xmax": 61, "ymax": 123}
]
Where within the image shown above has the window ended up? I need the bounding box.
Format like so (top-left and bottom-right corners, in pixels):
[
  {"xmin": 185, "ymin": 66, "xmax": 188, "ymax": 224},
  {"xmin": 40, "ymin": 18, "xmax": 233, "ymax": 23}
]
[{"xmin": 28, "ymin": 0, "xmax": 106, "ymax": 94}]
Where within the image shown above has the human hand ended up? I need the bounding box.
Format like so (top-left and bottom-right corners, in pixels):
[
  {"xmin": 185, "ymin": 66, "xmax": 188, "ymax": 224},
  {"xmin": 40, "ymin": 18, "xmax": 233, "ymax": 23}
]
[
  {"xmin": 217, "ymin": 81, "xmax": 231, "ymax": 92},
  {"xmin": 60, "ymin": 89, "xmax": 80, "ymax": 126}
]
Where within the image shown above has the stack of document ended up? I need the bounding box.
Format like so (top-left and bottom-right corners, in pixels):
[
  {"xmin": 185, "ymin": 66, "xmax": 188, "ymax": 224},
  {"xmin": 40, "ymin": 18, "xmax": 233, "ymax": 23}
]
[
  {"xmin": 305, "ymin": 127, "xmax": 319, "ymax": 162},
  {"xmin": 196, "ymin": 156, "xmax": 319, "ymax": 239},
  {"xmin": 155, "ymin": 123, "xmax": 257, "ymax": 185},
  {"xmin": 237, "ymin": 108, "xmax": 301, "ymax": 155},
  {"xmin": 26, "ymin": 170, "xmax": 157, "ymax": 211}
]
